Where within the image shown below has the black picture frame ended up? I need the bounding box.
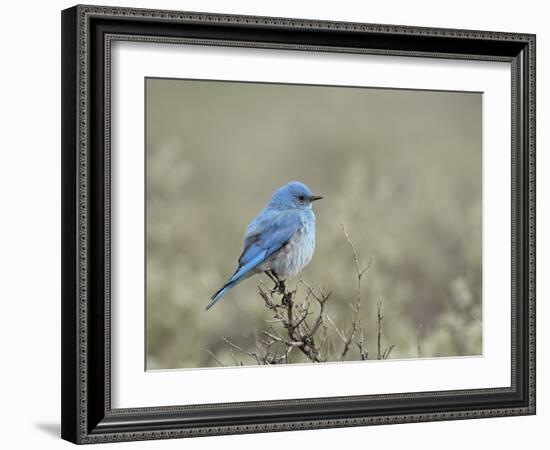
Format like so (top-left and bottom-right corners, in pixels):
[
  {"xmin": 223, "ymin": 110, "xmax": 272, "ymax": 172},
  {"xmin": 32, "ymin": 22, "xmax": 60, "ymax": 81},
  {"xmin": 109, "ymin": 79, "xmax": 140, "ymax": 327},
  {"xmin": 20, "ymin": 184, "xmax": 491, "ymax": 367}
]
[{"xmin": 61, "ymin": 4, "xmax": 536, "ymax": 444}]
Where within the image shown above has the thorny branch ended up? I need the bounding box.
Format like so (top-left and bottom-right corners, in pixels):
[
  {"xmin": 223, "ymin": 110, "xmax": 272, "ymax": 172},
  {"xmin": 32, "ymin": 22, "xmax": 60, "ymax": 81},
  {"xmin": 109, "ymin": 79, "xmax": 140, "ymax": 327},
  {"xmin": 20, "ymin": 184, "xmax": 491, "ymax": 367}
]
[
  {"xmin": 256, "ymin": 277, "xmax": 329, "ymax": 363},
  {"xmin": 207, "ymin": 227, "xmax": 395, "ymax": 366}
]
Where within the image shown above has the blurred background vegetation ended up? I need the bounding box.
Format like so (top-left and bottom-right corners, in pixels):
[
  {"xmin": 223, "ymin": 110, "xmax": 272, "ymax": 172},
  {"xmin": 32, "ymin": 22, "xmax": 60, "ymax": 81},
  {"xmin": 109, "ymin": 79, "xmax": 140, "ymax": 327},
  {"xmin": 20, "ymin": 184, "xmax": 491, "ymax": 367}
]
[{"xmin": 145, "ymin": 78, "xmax": 482, "ymax": 369}]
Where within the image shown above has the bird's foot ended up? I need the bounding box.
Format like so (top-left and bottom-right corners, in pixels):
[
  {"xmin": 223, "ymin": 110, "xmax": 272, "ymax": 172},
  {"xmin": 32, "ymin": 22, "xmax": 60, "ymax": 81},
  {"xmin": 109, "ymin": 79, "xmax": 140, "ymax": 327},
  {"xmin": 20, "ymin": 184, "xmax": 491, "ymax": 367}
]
[
  {"xmin": 269, "ymin": 283, "xmax": 285, "ymax": 296},
  {"xmin": 274, "ymin": 277, "xmax": 286, "ymax": 296}
]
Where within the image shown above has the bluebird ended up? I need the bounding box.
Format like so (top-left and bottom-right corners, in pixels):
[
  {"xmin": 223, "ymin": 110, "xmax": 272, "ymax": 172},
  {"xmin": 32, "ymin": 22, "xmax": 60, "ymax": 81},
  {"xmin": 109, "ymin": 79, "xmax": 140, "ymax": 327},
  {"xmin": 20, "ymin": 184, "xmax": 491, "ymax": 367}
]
[{"xmin": 206, "ymin": 181, "xmax": 322, "ymax": 310}]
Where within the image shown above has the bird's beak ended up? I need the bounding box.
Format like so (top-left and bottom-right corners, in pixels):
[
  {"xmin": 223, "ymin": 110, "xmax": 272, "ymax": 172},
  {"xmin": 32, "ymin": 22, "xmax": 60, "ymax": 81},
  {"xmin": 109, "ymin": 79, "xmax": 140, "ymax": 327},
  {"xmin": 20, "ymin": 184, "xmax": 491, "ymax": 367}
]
[{"xmin": 310, "ymin": 195, "xmax": 323, "ymax": 202}]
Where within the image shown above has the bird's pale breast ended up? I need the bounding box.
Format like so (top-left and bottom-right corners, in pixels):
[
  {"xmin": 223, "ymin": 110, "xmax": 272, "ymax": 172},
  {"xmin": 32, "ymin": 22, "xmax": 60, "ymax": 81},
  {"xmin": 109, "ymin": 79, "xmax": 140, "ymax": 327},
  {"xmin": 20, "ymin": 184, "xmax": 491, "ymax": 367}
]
[{"xmin": 260, "ymin": 213, "xmax": 316, "ymax": 279}]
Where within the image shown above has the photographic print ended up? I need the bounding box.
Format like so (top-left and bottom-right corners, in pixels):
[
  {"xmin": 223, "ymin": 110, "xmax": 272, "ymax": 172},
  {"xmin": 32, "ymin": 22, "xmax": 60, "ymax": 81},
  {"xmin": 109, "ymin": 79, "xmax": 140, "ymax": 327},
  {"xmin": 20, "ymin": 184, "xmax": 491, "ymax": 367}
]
[{"xmin": 145, "ymin": 78, "xmax": 482, "ymax": 370}]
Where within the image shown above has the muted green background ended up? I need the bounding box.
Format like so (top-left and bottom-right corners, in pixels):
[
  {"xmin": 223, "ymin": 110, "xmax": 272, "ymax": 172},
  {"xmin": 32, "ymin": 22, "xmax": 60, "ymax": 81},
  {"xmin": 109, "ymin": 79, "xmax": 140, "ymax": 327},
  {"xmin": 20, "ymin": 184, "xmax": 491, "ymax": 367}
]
[{"xmin": 146, "ymin": 78, "xmax": 482, "ymax": 370}]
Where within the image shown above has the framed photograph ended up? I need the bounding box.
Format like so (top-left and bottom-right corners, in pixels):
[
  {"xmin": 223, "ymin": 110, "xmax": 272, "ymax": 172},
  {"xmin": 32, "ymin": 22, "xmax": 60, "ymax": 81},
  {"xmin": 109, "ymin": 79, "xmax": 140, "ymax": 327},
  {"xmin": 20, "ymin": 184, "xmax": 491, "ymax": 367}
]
[{"xmin": 61, "ymin": 4, "xmax": 536, "ymax": 444}]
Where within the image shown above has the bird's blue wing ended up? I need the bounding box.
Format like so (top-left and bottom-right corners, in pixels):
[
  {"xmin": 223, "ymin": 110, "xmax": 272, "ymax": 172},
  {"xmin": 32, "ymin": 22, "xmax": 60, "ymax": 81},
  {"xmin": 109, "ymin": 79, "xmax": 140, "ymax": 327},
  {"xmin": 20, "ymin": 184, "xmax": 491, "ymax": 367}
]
[
  {"xmin": 238, "ymin": 209, "xmax": 301, "ymax": 269},
  {"xmin": 206, "ymin": 210, "xmax": 301, "ymax": 310}
]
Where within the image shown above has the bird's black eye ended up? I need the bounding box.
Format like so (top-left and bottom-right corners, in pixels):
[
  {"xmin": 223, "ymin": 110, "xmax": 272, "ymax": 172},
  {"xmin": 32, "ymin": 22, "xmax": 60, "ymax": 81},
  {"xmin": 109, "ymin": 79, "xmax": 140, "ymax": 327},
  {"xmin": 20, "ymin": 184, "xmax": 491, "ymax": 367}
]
[{"xmin": 298, "ymin": 195, "xmax": 306, "ymax": 201}]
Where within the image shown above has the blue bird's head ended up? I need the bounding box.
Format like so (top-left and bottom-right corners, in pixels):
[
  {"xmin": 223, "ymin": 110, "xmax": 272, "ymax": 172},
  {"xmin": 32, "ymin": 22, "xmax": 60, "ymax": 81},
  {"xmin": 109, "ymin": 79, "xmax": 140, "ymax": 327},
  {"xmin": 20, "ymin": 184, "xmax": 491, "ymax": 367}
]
[{"xmin": 269, "ymin": 181, "xmax": 323, "ymax": 210}]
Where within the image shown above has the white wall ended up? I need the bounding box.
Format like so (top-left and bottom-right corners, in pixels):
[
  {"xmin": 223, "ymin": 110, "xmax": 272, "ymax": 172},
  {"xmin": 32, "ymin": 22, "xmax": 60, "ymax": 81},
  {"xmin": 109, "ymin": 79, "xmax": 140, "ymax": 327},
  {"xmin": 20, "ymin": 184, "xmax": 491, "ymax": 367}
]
[{"xmin": 0, "ymin": 0, "xmax": 546, "ymax": 448}]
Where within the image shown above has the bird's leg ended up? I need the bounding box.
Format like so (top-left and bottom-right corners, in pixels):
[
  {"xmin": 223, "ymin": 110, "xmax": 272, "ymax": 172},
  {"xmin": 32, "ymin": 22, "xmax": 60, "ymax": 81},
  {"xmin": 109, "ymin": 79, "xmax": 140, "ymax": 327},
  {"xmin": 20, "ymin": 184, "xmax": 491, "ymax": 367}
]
[
  {"xmin": 265, "ymin": 270, "xmax": 285, "ymax": 295},
  {"xmin": 265, "ymin": 270, "xmax": 279, "ymax": 294},
  {"xmin": 265, "ymin": 270, "xmax": 277, "ymax": 285},
  {"xmin": 272, "ymin": 271, "xmax": 286, "ymax": 296}
]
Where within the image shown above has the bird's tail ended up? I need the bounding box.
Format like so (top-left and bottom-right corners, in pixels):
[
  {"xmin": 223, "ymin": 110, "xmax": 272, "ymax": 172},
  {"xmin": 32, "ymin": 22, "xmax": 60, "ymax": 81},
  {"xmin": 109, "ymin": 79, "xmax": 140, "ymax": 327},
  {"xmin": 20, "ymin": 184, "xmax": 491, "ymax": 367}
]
[
  {"xmin": 206, "ymin": 252, "xmax": 267, "ymax": 310},
  {"xmin": 206, "ymin": 268, "xmax": 250, "ymax": 310},
  {"xmin": 206, "ymin": 281, "xmax": 237, "ymax": 310}
]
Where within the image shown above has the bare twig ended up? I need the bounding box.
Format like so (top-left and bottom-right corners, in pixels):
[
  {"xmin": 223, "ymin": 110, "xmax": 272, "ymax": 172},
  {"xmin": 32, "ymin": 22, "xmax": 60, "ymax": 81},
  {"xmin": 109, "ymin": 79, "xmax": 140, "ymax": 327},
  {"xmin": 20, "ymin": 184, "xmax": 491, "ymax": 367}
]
[
  {"xmin": 206, "ymin": 349, "xmax": 226, "ymax": 367},
  {"xmin": 416, "ymin": 323, "xmax": 424, "ymax": 358},
  {"xmin": 261, "ymin": 330, "xmax": 303, "ymax": 347},
  {"xmin": 325, "ymin": 314, "xmax": 346, "ymax": 344},
  {"xmin": 228, "ymin": 347, "xmax": 241, "ymax": 366},
  {"xmin": 208, "ymin": 225, "xmax": 395, "ymax": 366},
  {"xmin": 377, "ymin": 302, "xmax": 383, "ymax": 359},
  {"xmin": 221, "ymin": 336, "xmax": 262, "ymax": 364},
  {"xmin": 376, "ymin": 301, "xmax": 395, "ymax": 360},
  {"xmin": 258, "ymin": 282, "xmax": 324, "ymax": 363},
  {"xmin": 383, "ymin": 344, "xmax": 396, "ymax": 360},
  {"xmin": 356, "ymin": 323, "xmax": 369, "ymax": 360},
  {"xmin": 340, "ymin": 223, "xmax": 373, "ymax": 359}
]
